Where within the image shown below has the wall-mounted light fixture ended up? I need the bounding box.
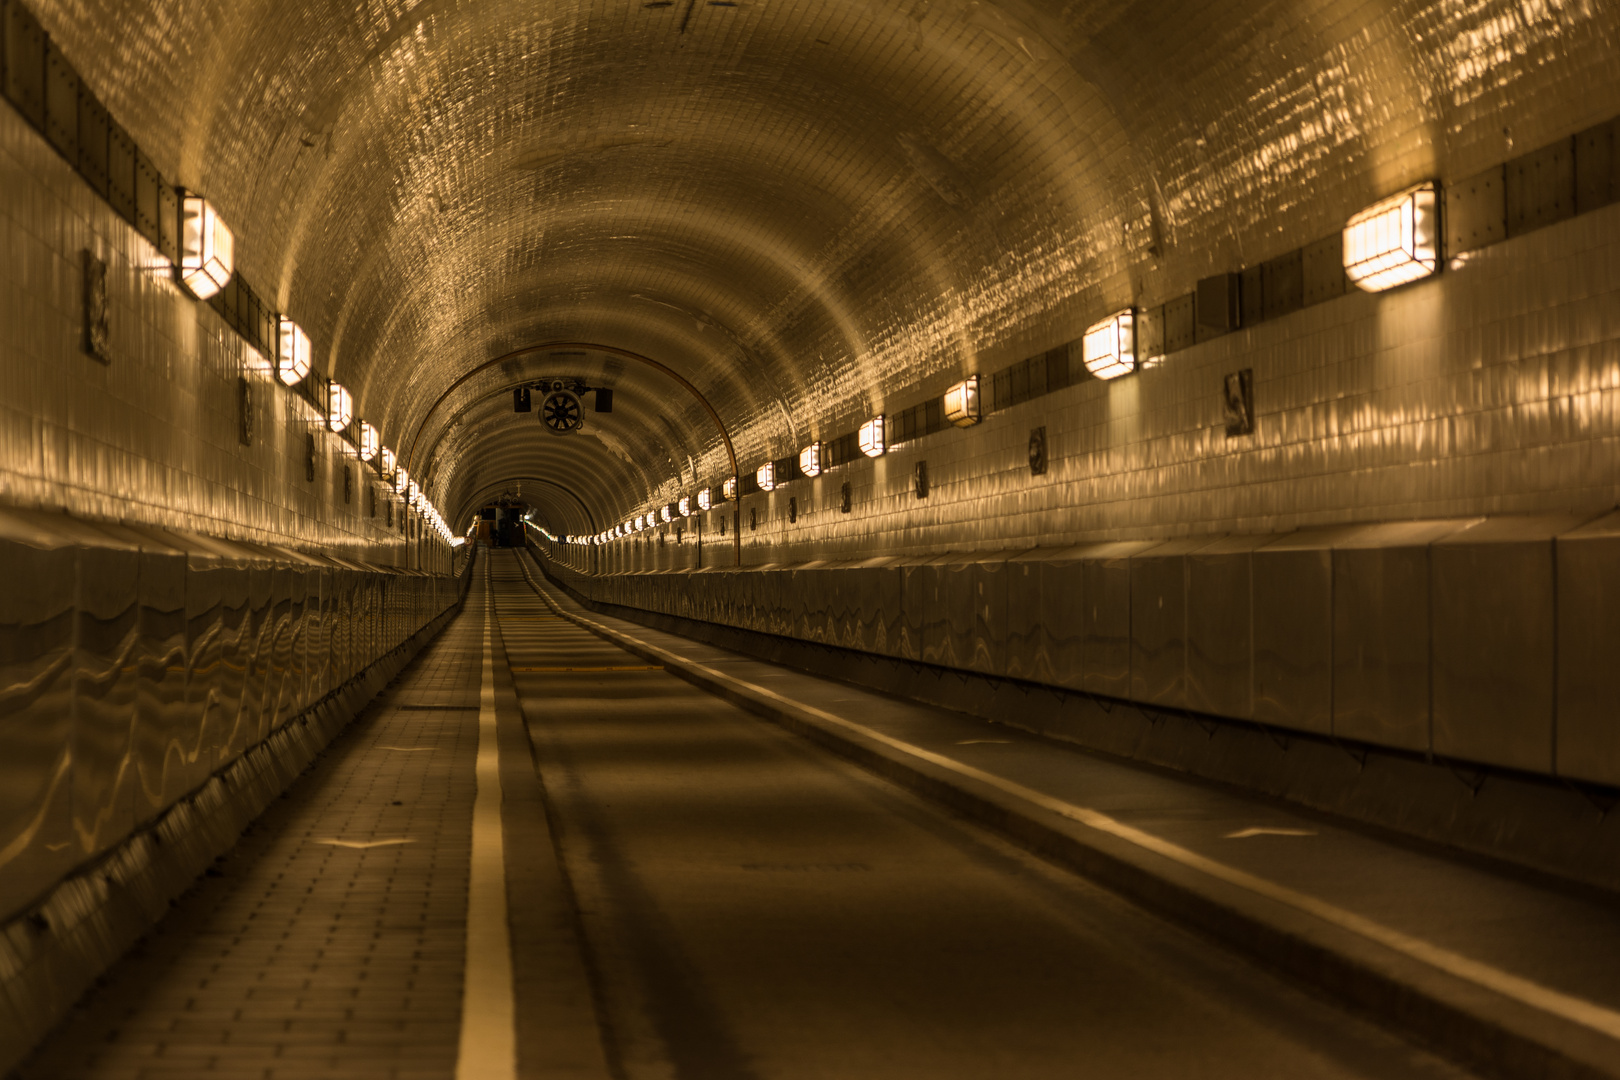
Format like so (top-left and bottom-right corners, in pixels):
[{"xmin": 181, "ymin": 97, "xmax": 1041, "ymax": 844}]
[
  {"xmin": 943, "ymin": 375, "xmax": 981, "ymax": 426},
  {"xmin": 859, "ymin": 415, "xmax": 886, "ymax": 458},
  {"xmin": 1343, "ymin": 182, "xmax": 1439, "ymax": 292},
  {"xmin": 1082, "ymin": 309, "xmax": 1136, "ymax": 380},
  {"xmin": 380, "ymin": 447, "xmax": 396, "ymax": 481},
  {"xmin": 756, "ymin": 462, "xmax": 776, "ymax": 492},
  {"xmin": 278, "ymin": 317, "xmax": 311, "ymax": 386},
  {"xmin": 358, "ymin": 422, "xmax": 379, "ymax": 462},
  {"xmin": 659, "ymin": 505, "xmax": 674, "ymax": 523},
  {"xmin": 176, "ymin": 192, "xmax": 234, "ymax": 300},
  {"xmin": 678, "ymin": 496, "xmax": 691, "ymax": 517},
  {"xmin": 395, "ymin": 466, "xmax": 410, "ymax": 496},
  {"xmin": 408, "ymin": 481, "xmax": 420, "ymax": 507},
  {"xmin": 723, "ymin": 476, "xmax": 738, "ymax": 500},
  {"xmin": 327, "ymin": 382, "xmax": 354, "ymax": 432},
  {"xmin": 698, "ymin": 487, "xmax": 713, "ymax": 511},
  {"xmin": 799, "ymin": 442, "xmax": 822, "ymax": 478}
]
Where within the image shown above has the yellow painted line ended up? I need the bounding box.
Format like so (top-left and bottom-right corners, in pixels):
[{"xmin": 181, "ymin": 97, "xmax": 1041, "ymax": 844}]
[
  {"xmin": 526, "ymin": 570, "xmax": 1620, "ymax": 1046},
  {"xmin": 314, "ymin": 838, "xmax": 414, "ymax": 849},
  {"xmin": 457, "ymin": 563, "xmax": 516, "ymax": 1080},
  {"xmin": 505, "ymin": 663, "xmax": 657, "ymax": 670}
]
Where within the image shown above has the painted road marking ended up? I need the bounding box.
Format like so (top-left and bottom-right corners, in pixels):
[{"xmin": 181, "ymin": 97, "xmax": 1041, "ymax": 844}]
[
  {"xmin": 509, "ymin": 664, "xmax": 661, "ymax": 672},
  {"xmin": 456, "ymin": 562, "xmax": 517, "ymax": 1080},
  {"xmin": 315, "ymin": 838, "xmax": 415, "ymax": 849},
  {"xmin": 1226, "ymin": 827, "xmax": 1317, "ymax": 839}
]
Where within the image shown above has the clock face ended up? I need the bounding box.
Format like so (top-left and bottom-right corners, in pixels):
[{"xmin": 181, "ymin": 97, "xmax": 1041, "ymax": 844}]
[{"xmin": 541, "ymin": 389, "xmax": 584, "ymax": 435}]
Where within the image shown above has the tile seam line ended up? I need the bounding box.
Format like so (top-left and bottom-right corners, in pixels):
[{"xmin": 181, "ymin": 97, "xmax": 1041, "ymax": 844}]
[
  {"xmin": 514, "ymin": 558, "xmax": 1620, "ymax": 1046},
  {"xmin": 455, "ymin": 558, "xmax": 517, "ymax": 1080}
]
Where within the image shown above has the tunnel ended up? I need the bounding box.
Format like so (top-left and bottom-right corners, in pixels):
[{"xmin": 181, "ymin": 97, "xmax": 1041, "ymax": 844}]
[{"xmin": 3, "ymin": 0, "xmax": 1620, "ymax": 1076}]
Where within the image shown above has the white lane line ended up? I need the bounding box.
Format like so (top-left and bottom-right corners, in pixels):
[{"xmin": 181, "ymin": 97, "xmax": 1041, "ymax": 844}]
[
  {"xmin": 315, "ymin": 838, "xmax": 415, "ymax": 849},
  {"xmin": 456, "ymin": 561, "xmax": 517, "ymax": 1080},
  {"xmin": 521, "ymin": 568, "xmax": 1620, "ymax": 1045},
  {"xmin": 1226, "ymin": 827, "xmax": 1316, "ymax": 839}
]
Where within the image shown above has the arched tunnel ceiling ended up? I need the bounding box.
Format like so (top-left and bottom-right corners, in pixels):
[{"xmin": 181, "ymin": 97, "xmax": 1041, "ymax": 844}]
[{"xmin": 38, "ymin": 0, "xmax": 1620, "ymax": 532}]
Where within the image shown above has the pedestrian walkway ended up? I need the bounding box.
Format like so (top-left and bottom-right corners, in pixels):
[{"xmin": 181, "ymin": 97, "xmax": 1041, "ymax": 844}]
[{"xmin": 17, "ymin": 573, "xmax": 490, "ymax": 1079}]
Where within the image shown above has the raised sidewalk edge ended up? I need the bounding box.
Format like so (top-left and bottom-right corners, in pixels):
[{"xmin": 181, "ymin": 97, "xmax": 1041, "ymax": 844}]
[{"xmin": 515, "ymin": 550, "xmax": 1620, "ymax": 1080}]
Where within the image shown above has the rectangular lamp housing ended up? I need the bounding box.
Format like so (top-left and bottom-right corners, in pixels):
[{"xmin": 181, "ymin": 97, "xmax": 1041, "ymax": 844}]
[
  {"xmin": 799, "ymin": 442, "xmax": 822, "ymax": 477},
  {"xmin": 1082, "ymin": 309, "xmax": 1136, "ymax": 380},
  {"xmin": 278, "ymin": 317, "xmax": 311, "ymax": 386},
  {"xmin": 943, "ymin": 375, "xmax": 980, "ymax": 426},
  {"xmin": 177, "ymin": 193, "xmax": 233, "ymax": 299},
  {"xmin": 756, "ymin": 462, "xmax": 776, "ymax": 491},
  {"xmin": 327, "ymin": 382, "xmax": 353, "ymax": 432},
  {"xmin": 1343, "ymin": 182, "xmax": 1439, "ymax": 291},
  {"xmin": 859, "ymin": 415, "xmax": 886, "ymax": 457}
]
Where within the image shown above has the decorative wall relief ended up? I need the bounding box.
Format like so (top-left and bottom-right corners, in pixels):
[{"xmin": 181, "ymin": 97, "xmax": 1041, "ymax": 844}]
[
  {"xmin": 1224, "ymin": 369, "xmax": 1255, "ymax": 436},
  {"xmin": 81, "ymin": 250, "xmax": 109, "ymax": 363}
]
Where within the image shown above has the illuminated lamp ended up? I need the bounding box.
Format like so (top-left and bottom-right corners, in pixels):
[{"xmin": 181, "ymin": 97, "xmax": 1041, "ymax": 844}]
[
  {"xmin": 660, "ymin": 505, "xmax": 674, "ymax": 523},
  {"xmin": 757, "ymin": 462, "xmax": 776, "ymax": 492},
  {"xmin": 379, "ymin": 447, "xmax": 396, "ymax": 480},
  {"xmin": 698, "ymin": 487, "xmax": 713, "ymax": 511},
  {"xmin": 799, "ymin": 442, "xmax": 822, "ymax": 478},
  {"xmin": 395, "ymin": 466, "xmax": 410, "ymax": 496},
  {"xmin": 176, "ymin": 193, "xmax": 234, "ymax": 299},
  {"xmin": 1343, "ymin": 182, "xmax": 1439, "ymax": 292},
  {"xmin": 327, "ymin": 382, "xmax": 354, "ymax": 432},
  {"xmin": 1082, "ymin": 309, "xmax": 1136, "ymax": 380},
  {"xmin": 408, "ymin": 481, "xmax": 420, "ymax": 506},
  {"xmin": 943, "ymin": 375, "xmax": 981, "ymax": 427},
  {"xmin": 277, "ymin": 317, "xmax": 311, "ymax": 386},
  {"xmin": 859, "ymin": 415, "xmax": 886, "ymax": 458},
  {"xmin": 678, "ymin": 496, "xmax": 691, "ymax": 517},
  {"xmin": 635, "ymin": 515, "xmax": 645, "ymax": 530},
  {"xmin": 723, "ymin": 476, "xmax": 738, "ymax": 500},
  {"xmin": 358, "ymin": 423, "xmax": 379, "ymax": 462}
]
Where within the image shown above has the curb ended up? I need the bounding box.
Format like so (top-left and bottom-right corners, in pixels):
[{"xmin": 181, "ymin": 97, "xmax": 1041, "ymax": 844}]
[{"xmin": 512, "ymin": 552, "xmax": 1620, "ymax": 1080}]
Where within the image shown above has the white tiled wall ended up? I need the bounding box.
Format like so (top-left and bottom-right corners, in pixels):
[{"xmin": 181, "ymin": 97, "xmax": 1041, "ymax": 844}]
[
  {"xmin": 0, "ymin": 103, "xmax": 438, "ymax": 563},
  {"xmin": 610, "ymin": 197, "xmax": 1620, "ymax": 570}
]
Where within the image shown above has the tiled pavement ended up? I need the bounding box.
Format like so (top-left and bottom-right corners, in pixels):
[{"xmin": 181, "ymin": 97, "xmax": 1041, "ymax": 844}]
[{"xmin": 17, "ymin": 571, "xmax": 490, "ymax": 1079}]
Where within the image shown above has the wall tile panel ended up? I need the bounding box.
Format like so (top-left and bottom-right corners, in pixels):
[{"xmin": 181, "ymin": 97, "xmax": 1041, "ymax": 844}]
[
  {"xmin": 1555, "ymin": 511, "xmax": 1620, "ymax": 787},
  {"xmin": 1430, "ymin": 514, "xmax": 1589, "ymax": 773}
]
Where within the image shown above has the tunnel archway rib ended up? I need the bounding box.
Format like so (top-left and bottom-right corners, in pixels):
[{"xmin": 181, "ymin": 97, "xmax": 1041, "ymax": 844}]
[
  {"xmin": 437, "ymin": 427, "xmax": 653, "ymax": 535},
  {"xmin": 417, "ymin": 363, "xmax": 706, "ymax": 518},
  {"xmin": 456, "ymin": 477, "xmax": 596, "ymax": 537},
  {"xmin": 458, "ymin": 476, "xmax": 600, "ymax": 572},
  {"xmin": 407, "ymin": 342, "xmax": 742, "ymax": 566}
]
